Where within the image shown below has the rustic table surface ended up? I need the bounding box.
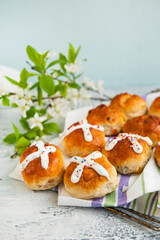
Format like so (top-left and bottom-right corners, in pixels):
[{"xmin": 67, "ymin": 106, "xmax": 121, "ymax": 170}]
[{"xmin": 1, "ymin": 86, "xmax": 160, "ymax": 240}]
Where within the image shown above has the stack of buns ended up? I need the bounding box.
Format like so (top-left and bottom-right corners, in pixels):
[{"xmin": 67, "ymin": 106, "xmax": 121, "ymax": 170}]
[{"xmin": 19, "ymin": 92, "xmax": 160, "ymax": 200}]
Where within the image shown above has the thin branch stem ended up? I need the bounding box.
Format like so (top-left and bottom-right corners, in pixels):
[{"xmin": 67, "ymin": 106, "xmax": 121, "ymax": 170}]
[
  {"xmin": 32, "ymin": 96, "xmax": 63, "ymax": 102},
  {"xmin": 50, "ymin": 76, "xmax": 68, "ymax": 84},
  {"xmin": 11, "ymin": 151, "xmax": 18, "ymax": 159},
  {"xmin": 91, "ymin": 97, "xmax": 109, "ymax": 101},
  {"xmin": 26, "ymin": 61, "xmax": 41, "ymax": 73},
  {"xmin": 145, "ymin": 88, "xmax": 160, "ymax": 95},
  {"xmin": 9, "ymin": 92, "xmax": 16, "ymax": 96},
  {"xmin": 87, "ymin": 88, "xmax": 112, "ymax": 100}
]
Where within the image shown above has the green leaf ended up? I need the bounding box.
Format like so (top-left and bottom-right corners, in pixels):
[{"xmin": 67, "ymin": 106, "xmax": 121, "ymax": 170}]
[
  {"xmin": 26, "ymin": 45, "xmax": 41, "ymax": 66},
  {"xmin": 33, "ymin": 66, "xmax": 42, "ymax": 73},
  {"xmin": 37, "ymin": 85, "xmax": 43, "ymax": 105},
  {"xmin": 19, "ymin": 68, "xmax": 37, "ymax": 89},
  {"xmin": 20, "ymin": 68, "xmax": 29, "ymax": 88},
  {"xmin": 16, "ymin": 136, "xmax": 30, "ymax": 148},
  {"xmin": 59, "ymin": 53, "xmax": 67, "ymax": 72},
  {"xmin": 74, "ymin": 45, "xmax": 81, "ymax": 61},
  {"xmin": 54, "ymin": 83, "xmax": 66, "ymax": 96},
  {"xmin": 43, "ymin": 129, "xmax": 52, "ymax": 135},
  {"xmin": 26, "ymin": 106, "xmax": 36, "ymax": 118},
  {"xmin": 6, "ymin": 70, "xmax": 36, "ymax": 89},
  {"xmin": 38, "ymin": 129, "xmax": 44, "ymax": 137},
  {"xmin": 42, "ymin": 50, "xmax": 49, "ymax": 59},
  {"xmin": 68, "ymin": 43, "xmax": 75, "ymax": 63},
  {"xmin": 29, "ymin": 82, "xmax": 39, "ymax": 90},
  {"xmin": 38, "ymin": 108, "xmax": 47, "ymax": 116},
  {"xmin": 12, "ymin": 123, "xmax": 19, "ymax": 140},
  {"xmin": 60, "ymin": 84, "xmax": 67, "ymax": 98},
  {"xmin": 26, "ymin": 45, "xmax": 46, "ymax": 72},
  {"xmin": 39, "ymin": 75, "xmax": 55, "ymax": 95},
  {"xmin": 12, "ymin": 103, "xmax": 18, "ymax": 108},
  {"xmin": 25, "ymin": 127, "xmax": 40, "ymax": 139},
  {"xmin": 74, "ymin": 73, "xmax": 83, "ymax": 80},
  {"xmin": 3, "ymin": 133, "xmax": 17, "ymax": 144},
  {"xmin": 20, "ymin": 118, "xmax": 30, "ymax": 130},
  {"xmin": 2, "ymin": 96, "xmax": 10, "ymax": 106},
  {"xmin": 5, "ymin": 76, "xmax": 19, "ymax": 87},
  {"xmin": 68, "ymin": 82, "xmax": 80, "ymax": 89},
  {"xmin": 43, "ymin": 122, "xmax": 60, "ymax": 133},
  {"xmin": 47, "ymin": 60, "xmax": 60, "ymax": 69}
]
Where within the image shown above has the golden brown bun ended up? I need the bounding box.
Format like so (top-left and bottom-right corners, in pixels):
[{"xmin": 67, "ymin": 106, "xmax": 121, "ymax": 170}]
[
  {"xmin": 62, "ymin": 122, "xmax": 105, "ymax": 157},
  {"xmin": 87, "ymin": 104, "xmax": 126, "ymax": 136},
  {"xmin": 110, "ymin": 93, "xmax": 147, "ymax": 120},
  {"xmin": 122, "ymin": 115, "xmax": 160, "ymax": 147},
  {"xmin": 20, "ymin": 143, "xmax": 65, "ymax": 190},
  {"xmin": 102, "ymin": 138, "xmax": 152, "ymax": 174},
  {"xmin": 64, "ymin": 154, "xmax": 118, "ymax": 199},
  {"xmin": 149, "ymin": 97, "xmax": 160, "ymax": 117},
  {"xmin": 154, "ymin": 144, "xmax": 160, "ymax": 167}
]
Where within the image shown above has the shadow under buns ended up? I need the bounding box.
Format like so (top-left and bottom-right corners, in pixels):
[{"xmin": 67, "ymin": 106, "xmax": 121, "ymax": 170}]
[
  {"xmin": 149, "ymin": 97, "xmax": 160, "ymax": 118},
  {"xmin": 61, "ymin": 122, "xmax": 105, "ymax": 157},
  {"xmin": 102, "ymin": 137, "xmax": 152, "ymax": 174},
  {"xmin": 87, "ymin": 104, "xmax": 126, "ymax": 136},
  {"xmin": 154, "ymin": 144, "xmax": 160, "ymax": 168},
  {"xmin": 122, "ymin": 115, "xmax": 160, "ymax": 147},
  {"xmin": 20, "ymin": 143, "xmax": 65, "ymax": 190},
  {"xmin": 64, "ymin": 154, "xmax": 118, "ymax": 199},
  {"xmin": 110, "ymin": 93, "xmax": 147, "ymax": 120}
]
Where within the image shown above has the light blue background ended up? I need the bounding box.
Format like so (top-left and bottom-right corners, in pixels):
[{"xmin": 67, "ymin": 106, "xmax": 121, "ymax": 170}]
[{"xmin": 1, "ymin": 0, "xmax": 160, "ymax": 88}]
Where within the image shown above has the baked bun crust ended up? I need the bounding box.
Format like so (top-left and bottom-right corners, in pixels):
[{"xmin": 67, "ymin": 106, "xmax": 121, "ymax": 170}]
[
  {"xmin": 154, "ymin": 143, "xmax": 160, "ymax": 167},
  {"xmin": 149, "ymin": 97, "xmax": 160, "ymax": 117},
  {"xmin": 64, "ymin": 153, "xmax": 118, "ymax": 199},
  {"xmin": 102, "ymin": 135, "xmax": 152, "ymax": 174},
  {"xmin": 61, "ymin": 121, "xmax": 105, "ymax": 157},
  {"xmin": 110, "ymin": 93, "xmax": 147, "ymax": 120},
  {"xmin": 20, "ymin": 142, "xmax": 65, "ymax": 190},
  {"xmin": 87, "ymin": 104, "xmax": 126, "ymax": 136},
  {"xmin": 122, "ymin": 115, "xmax": 160, "ymax": 147}
]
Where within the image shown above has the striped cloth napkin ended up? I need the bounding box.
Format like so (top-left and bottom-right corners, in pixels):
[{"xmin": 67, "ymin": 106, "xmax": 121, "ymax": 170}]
[
  {"xmin": 56, "ymin": 103, "xmax": 160, "ymax": 217},
  {"xmin": 9, "ymin": 93, "xmax": 160, "ymax": 217}
]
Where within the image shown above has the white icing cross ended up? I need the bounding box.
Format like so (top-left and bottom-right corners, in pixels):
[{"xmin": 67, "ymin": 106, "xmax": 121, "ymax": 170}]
[
  {"xmin": 19, "ymin": 141, "xmax": 56, "ymax": 171},
  {"xmin": 60, "ymin": 119, "xmax": 104, "ymax": 142},
  {"xmin": 105, "ymin": 133, "xmax": 152, "ymax": 154},
  {"xmin": 70, "ymin": 151, "xmax": 110, "ymax": 183}
]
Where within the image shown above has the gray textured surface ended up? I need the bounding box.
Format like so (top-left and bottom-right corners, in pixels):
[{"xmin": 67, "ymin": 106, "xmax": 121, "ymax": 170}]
[{"xmin": 1, "ymin": 86, "xmax": 160, "ymax": 240}]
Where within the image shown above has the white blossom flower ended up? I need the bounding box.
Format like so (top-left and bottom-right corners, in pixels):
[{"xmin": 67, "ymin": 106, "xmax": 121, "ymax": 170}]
[
  {"xmin": 66, "ymin": 88, "xmax": 79, "ymax": 105},
  {"xmin": 28, "ymin": 113, "xmax": 47, "ymax": 130},
  {"xmin": 47, "ymin": 98, "xmax": 69, "ymax": 120},
  {"xmin": 66, "ymin": 87, "xmax": 91, "ymax": 106},
  {"xmin": 23, "ymin": 89, "xmax": 32, "ymax": 106},
  {"xmin": 65, "ymin": 60, "xmax": 82, "ymax": 73},
  {"xmin": 82, "ymin": 77, "xmax": 96, "ymax": 90},
  {"xmin": 12, "ymin": 88, "xmax": 33, "ymax": 106},
  {"xmin": 46, "ymin": 52, "xmax": 57, "ymax": 58},
  {"xmin": 52, "ymin": 71, "xmax": 58, "ymax": 79},
  {"xmin": 16, "ymin": 99, "xmax": 30, "ymax": 118},
  {"xmin": 78, "ymin": 87, "xmax": 91, "ymax": 102},
  {"xmin": 14, "ymin": 88, "xmax": 24, "ymax": 99},
  {"xmin": 0, "ymin": 87, "xmax": 6, "ymax": 97},
  {"xmin": 35, "ymin": 135, "xmax": 46, "ymax": 141}
]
